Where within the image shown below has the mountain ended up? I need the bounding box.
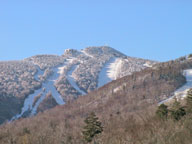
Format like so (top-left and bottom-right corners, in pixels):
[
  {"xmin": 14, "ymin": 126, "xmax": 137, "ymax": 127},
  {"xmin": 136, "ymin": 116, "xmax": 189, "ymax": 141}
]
[
  {"xmin": 0, "ymin": 52, "xmax": 192, "ymax": 143},
  {"xmin": 0, "ymin": 46, "xmax": 156, "ymax": 123}
]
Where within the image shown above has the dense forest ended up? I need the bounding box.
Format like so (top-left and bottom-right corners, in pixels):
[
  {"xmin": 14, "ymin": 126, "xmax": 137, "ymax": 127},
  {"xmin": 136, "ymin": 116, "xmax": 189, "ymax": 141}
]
[{"xmin": 0, "ymin": 55, "xmax": 191, "ymax": 143}]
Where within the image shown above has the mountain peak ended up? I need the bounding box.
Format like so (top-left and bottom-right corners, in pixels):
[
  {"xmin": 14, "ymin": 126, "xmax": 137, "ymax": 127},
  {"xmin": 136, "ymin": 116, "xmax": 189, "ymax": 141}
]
[
  {"xmin": 82, "ymin": 46, "xmax": 126, "ymax": 57},
  {"xmin": 0, "ymin": 46, "xmax": 157, "ymax": 124}
]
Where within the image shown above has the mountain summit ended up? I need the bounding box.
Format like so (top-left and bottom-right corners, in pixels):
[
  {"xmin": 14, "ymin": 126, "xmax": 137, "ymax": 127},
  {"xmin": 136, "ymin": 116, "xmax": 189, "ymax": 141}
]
[{"xmin": 0, "ymin": 46, "xmax": 156, "ymax": 123}]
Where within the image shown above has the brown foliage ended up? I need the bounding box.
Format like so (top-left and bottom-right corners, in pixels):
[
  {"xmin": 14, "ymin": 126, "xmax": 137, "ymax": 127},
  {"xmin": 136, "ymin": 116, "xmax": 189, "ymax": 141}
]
[{"xmin": 0, "ymin": 57, "xmax": 192, "ymax": 143}]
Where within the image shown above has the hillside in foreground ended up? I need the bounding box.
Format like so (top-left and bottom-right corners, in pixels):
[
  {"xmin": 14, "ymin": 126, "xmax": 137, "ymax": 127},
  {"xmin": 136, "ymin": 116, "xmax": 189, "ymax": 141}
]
[{"xmin": 0, "ymin": 55, "xmax": 192, "ymax": 143}]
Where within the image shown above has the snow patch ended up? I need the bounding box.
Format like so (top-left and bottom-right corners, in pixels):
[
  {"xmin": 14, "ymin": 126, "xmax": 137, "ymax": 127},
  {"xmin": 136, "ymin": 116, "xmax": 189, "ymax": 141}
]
[
  {"xmin": 11, "ymin": 89, "xmax": 43, "ymax": 120},
  {"xmin": 34, "ymin": 65, "xmax": 44, "ymax": 81},
  {"xmin": 143, "ymin": 63, "xmax": 152, "ymax": 68},
  {"xmin": 31, "ymin": 65, "xmax": 66, "ymax": 114},
  {"xmin": 159, "ymin": 69, "xmax": 192, "ymax": 104},
  {"xmin": 67, "ymin": 65, "xmax": 86, "ymax": 95},
  {"xmin": 58, "ymin": 66, "xmax": 65, "ymax": 75},
  {"xmin": 98, "ymin": 57, "xmax": 120, "ymax": 87},
  {"xmin": 108, "ymin": 58, "xmax": 124, "ymax": 80},
  {"xmin": 11, "ymin": 65, "xmax": 65, "ymax": 120},
  {"xmin": 31, "ymin": 92, "xmax": 46, "ymax": 115},
  {"xmin": 58, "ymin": 58, "xmax": 74, "ymax": 75},
  {"xmin": 81, "ymin": 50, "xmax": 94, "ymax": 58},
  {"xmin": 42, "ymin": 66, "xmax": 65, "ymax": 105}
]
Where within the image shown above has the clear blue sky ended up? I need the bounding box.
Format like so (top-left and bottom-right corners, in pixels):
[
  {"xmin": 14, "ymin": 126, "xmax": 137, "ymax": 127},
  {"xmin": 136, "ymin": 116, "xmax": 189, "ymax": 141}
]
[{"xmin": 0, "ymin": 0, "xmax": 191, "ymax": 62}]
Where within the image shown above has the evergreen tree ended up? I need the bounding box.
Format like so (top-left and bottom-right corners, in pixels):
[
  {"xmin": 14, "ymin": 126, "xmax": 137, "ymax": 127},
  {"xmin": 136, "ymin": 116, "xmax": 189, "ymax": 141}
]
[
  {"xmin": 82, "ymin": 112, "xmax": 103, "ymax": 143},
  {"xmin": 170, "ymin": 99, "xmax": 186, "ymax": 121},
  {"xmin": 170, "ymin": 107, "xmax": 186, "ymax": 121},
  {"xmin": 156, "ymin": 104, "xmax": 168, "ymax": 119}
]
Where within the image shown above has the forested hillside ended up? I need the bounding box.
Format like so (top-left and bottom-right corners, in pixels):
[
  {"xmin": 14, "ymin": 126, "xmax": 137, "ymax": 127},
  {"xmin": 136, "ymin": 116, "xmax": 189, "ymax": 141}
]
[
  {"xmin": 0, "ymin": 55, "xmax": 191, "ymax": 143},
  {"xmin": 0, "ymin": 46, "xmax": 155, "ymax": 124}
]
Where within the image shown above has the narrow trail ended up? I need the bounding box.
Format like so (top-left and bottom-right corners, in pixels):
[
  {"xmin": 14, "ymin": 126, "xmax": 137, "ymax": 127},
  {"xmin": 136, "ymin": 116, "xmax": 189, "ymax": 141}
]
[
  {"xmin": 11, "ymin": 64, "xmax": 66, "ymax": 120},
  {"xmin": 81, "ymin": 50, "xmax": 94, "ymax": 58},
  {"xmin": 34, "ymin": 66, "xmax": 44, "ymax": 81},
  {"xmin": 67, "ymin": 65, "xmax": 86, "ymax": 95},
  {"xmin": 98, "ymin": 57, "xmax": 118, "ymax": 88}
]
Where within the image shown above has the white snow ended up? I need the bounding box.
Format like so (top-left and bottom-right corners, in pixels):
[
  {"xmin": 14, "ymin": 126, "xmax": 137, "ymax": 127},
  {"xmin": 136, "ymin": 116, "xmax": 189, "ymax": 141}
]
[
  {"xmin": 45, "ymin": 66, "xmax": 65, "ymax": 103},
  {"xmin": 31, "ymin": 65, "xmax": 66, "ymax": 114},
  {"xmin": 98, "ymin": 57, "xmax": 120, "ymax": 87},
  {"xmin": 11, "ymin": 65, "xmax": 65, "ymax": 120},
  {"xmin": 58, "ymin": 58, "xmax": 74, "ymax": 75},
  {"xmin": 31, "ymin": 92, "xmax": 46, "ymax": 115},
  {"xmin": 67, "ymin": 65, "xmax": 86, "ymax": 95},
  {"xmin": 30, "ymin": 91, "xmax": 50, "ymax": 115},
  {"xmin": 30, "ymin": 66, "xmax": 65, "ymax": 115},
  {"xmin": 58, "ymin": 57, "xmax": 86, "ymax": 95},
  {"xmin": 159, "ymin": 69, "xmax": 192, "ymax": 104},
  {"xmin": 58, "ymin": 66, "xmax": 65, "ymax": 75},
  {"xmin": 34, "ymin": 66, "xmax": 44, "ymax": 80},
  {"xmin": 81, "ymin": 50, "xmax": 94, "ymax": 58},
  {"xmin": 11, "ymin": 88, "xmax": 43, "ymax": 120},
  {"xmin": 143, "ymin": 63, "xmax": 152, "ymax": 68},
  {"xmin": 108, "ymin": 58, "xmax": 124, "ymax": 80}
]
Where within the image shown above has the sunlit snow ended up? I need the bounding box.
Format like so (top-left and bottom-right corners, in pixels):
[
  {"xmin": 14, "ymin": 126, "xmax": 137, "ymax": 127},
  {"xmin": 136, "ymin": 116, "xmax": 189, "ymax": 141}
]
[
  {"xmin": 11, "ymin": 65, "xmax": 65, "ymax": 120},
  {"xmin": 98, "ymin": 57, "xmax": 120, "ymax": 87},
  {"xmin": 34, "ymin": 66, "xmax": 44, "ymax": 81},
  {"xmin": 159, "ymin": 69, "xmax": 192, "ymax": 104},
  {"xmin": 67, "ymin": 65, "xmax": 86, "ymax": 95},
  {"xmin": 81, "ymin": 50, "xmax": 94, "ymax": 58},
  {"xmin": 143, "ymin": 63, "xmax": 152, "ymax": 68}
]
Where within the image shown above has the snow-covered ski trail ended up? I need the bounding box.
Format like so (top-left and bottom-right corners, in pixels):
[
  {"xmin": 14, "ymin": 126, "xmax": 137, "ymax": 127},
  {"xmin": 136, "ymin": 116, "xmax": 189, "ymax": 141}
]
[
  {"xmin": 159, "ymin": 69, "xmax": 192, "ymax": 104},
  {"xmin": 11, "ymin": 64, "xmax": 66, "ymax": 120},
  {"xmin": 98, "ymin": 57, "xmax": 120, "ymax": 88},
  {"xmin": 67, "ymin": 65, "xmax": 86, "ymax": 95},
  {"xmin": 81, "ymin": 50, "xmax": 94, "ymax": 58}
]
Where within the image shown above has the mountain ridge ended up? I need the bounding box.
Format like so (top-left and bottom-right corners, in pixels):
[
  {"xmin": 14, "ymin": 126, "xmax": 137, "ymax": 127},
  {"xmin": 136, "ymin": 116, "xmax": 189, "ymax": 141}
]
[
  {"xmin": 0, "ymin": 53, "xmax": 192, "ymax": 143},
  {"xmin": 0, "ymin": 46, "xmax": 156, "ymax": 123}
]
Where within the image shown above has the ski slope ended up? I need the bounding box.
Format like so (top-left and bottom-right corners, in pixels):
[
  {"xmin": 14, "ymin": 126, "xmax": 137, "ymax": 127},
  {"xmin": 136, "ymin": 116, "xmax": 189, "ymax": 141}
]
[
  {"xmin": 31, "ymin": 66, "xmax": 65, "ymax": 114},
  {"xmin": 81, "ymin": 50, "xmax": 94, "ymax": 58},
  {"xmin": 11, "ymin": 65, "xmax": 65, "ymax": 120},
  {"xmin": 67, "ymin": 65, "xmax": 86, "ymax": 95},
  {"xmin": 98, "ymin": 57, "xmax": 120, "ymax": 87},
  {"xmin": 34, "ymin": 65, "xmax": 44, "ymax": 81},
  {"xmin": 107, "ymin": 58, "xmax": 124, "ymax": 80},
  {"xmin": 159, "ymin": 69, "xmax": 192, "ymax": 104}
]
